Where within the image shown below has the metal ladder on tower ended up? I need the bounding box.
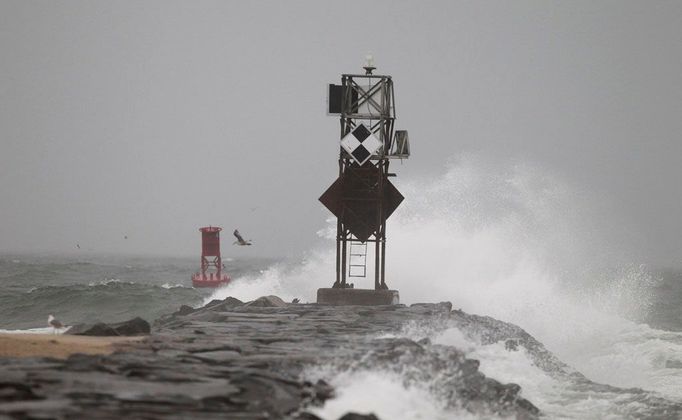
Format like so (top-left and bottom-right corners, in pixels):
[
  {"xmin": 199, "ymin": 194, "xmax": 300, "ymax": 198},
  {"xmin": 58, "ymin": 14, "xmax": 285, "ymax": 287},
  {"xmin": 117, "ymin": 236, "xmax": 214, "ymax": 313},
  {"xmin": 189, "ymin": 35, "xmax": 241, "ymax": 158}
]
[{"xmin": 348, "ymin": 241, "xmax": 368, "ymax": 277}]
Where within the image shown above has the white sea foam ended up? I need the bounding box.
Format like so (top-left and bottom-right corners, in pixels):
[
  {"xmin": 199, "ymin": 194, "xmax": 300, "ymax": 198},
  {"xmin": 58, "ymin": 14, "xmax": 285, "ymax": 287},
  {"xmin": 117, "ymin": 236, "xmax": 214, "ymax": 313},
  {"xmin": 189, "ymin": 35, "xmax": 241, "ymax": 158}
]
[
  {"xmin": 160, "ymin": 283, "xmax": 186, "ymax": 289},
  {"xmin": 306, "ymin": 368, "xmax": 480, "ymax": 420},
  {"xmin": 201, "ymin": 256, "xmax": 329, "ymax": 306},
  {"xmin": 205, "ymin": 155, "xmax": 681, "ymax": 415},
  {"xmin": 431, "ymin": 326, "xmax": 682, "ymax": 418},
  {"xmin": 88, "ymin": 278, "xmax": 134, "ymax": 286},
  {"xmin": 0, "ymin": 326, "xmax": 71, "ymax": 334}
]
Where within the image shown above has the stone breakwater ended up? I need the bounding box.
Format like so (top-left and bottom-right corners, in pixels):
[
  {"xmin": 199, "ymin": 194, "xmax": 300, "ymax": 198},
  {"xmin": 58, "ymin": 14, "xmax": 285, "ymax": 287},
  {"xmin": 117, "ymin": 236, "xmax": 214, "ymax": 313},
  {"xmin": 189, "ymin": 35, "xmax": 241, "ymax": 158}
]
[
  {"xmin": 5, "ymin": 294, "xmax": 676, "ymax": 419},
  {"xmin": 0, "ymin": 296, "xmax": 540, "ymax": 419}
]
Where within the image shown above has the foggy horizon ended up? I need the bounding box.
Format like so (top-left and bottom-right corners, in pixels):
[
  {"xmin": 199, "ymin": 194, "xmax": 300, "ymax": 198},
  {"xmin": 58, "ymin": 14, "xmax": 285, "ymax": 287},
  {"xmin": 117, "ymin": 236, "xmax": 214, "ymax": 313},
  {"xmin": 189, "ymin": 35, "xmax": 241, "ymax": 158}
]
[{"xmin": 2, "ymin": 1, "xmax": 682, "ymax": 267}]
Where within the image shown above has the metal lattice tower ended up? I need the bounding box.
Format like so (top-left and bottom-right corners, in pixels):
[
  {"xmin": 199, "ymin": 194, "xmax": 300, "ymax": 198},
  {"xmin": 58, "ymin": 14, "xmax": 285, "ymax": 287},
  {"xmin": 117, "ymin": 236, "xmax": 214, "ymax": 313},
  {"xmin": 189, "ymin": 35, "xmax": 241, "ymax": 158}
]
[{"xmin": 320, "ymin": 58, "xmax": 410, "ymax": 292}]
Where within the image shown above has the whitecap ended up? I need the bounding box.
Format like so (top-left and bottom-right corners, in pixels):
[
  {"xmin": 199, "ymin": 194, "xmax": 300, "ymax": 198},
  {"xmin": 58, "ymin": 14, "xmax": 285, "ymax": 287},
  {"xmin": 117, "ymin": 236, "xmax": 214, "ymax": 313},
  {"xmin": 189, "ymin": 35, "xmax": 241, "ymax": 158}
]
[{"xmin": 0, "ymin": 326, "xmax": 71, "ymax": 334}]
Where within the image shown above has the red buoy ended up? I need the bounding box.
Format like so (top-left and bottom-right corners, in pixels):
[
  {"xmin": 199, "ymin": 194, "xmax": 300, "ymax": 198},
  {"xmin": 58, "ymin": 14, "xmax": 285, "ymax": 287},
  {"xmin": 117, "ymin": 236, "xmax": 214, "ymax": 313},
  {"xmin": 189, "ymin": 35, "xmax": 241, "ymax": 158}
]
[{"xmin": 191, "ymin": 226, "xmax": 231, "ymax": 288}]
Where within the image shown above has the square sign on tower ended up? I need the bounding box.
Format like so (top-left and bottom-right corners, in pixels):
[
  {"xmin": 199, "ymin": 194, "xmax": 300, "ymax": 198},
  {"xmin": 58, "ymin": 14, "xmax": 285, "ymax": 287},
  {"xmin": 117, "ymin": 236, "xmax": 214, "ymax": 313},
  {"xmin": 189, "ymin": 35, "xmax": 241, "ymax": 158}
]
[{"xmin": 340, "ymin": 124, "xmax": 383, "ymax": 166}]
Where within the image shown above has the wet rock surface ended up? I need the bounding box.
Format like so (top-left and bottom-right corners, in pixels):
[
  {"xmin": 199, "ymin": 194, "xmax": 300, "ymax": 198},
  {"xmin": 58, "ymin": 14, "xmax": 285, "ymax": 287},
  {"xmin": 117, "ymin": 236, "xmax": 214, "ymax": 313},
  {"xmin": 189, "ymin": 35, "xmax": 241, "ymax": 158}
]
[
  {"xmin": 67, "ymin": 316, "xmax": 151, "ymax": 336},
  {"xmin": 447, "ymin": 310, "xmax": 682, "ymax": 419},
  {"xmin": 0, "ymin": 298, "xmax": 541, "ymax": 419},
  {"xmin": 13, "ymin": 296, "xmax": 677, "ymax": 419}
]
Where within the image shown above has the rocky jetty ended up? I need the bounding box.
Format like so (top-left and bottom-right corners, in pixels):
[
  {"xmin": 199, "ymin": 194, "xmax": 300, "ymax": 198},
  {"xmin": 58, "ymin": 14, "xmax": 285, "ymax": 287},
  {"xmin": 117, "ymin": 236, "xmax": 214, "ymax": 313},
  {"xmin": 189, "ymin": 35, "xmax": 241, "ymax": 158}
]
[
  {"xmin": 0, "ymin": 296, "xmax": 543, "ymax": 419},
  {"xmin": 5, "ymin": 294, "xmax": 679, "ymax": 419}
]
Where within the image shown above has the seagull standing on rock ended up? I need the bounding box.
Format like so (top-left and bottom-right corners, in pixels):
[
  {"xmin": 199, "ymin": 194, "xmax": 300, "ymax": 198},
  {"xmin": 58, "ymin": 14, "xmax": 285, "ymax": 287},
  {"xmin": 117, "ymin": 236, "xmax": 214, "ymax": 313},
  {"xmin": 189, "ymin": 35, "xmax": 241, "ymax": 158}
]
[{"xmin": 47, "ymin": 314, "xmax": 64, "ymax": 334}]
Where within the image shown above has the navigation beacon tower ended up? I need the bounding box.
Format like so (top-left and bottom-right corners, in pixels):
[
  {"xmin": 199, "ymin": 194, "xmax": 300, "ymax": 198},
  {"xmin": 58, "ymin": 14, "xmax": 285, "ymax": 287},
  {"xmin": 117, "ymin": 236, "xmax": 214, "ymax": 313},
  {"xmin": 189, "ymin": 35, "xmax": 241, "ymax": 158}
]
[{"xmin": 318, "ymin": 56, "xmax": 411, "ymax": 305}]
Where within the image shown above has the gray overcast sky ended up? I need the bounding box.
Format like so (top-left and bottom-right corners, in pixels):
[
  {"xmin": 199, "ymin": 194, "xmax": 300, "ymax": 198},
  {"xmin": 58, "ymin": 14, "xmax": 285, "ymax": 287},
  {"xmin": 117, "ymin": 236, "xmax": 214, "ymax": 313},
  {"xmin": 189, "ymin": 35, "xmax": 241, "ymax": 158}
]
[{"xmin": 1, "ymin": 1, "xmax": 681, "ymax": 264}]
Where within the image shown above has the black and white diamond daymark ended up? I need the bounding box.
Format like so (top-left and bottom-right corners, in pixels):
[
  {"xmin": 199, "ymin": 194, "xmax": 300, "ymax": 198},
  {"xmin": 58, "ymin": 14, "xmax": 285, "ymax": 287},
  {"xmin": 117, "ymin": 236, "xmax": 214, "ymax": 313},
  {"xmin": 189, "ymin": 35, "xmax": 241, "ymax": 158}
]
[{"xmin": 340, "ymin": 124, "xmax": 383, "ymax": 166}]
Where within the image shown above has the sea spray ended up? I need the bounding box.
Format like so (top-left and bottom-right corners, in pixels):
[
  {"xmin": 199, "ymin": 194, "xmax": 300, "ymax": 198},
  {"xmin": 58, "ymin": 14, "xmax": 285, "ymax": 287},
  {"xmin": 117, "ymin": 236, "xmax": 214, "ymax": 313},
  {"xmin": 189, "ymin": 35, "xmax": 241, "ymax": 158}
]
[
  {"xmin": 205, "ymin": 155, "xmax": 682, "ymax": 413},
  {"xmin": 306, "ymin": 369, "xmax": 475, "ymax": 420},
  {"xmin": 202, "ymin": 254, "xmax": 332, "ymax": 306}
]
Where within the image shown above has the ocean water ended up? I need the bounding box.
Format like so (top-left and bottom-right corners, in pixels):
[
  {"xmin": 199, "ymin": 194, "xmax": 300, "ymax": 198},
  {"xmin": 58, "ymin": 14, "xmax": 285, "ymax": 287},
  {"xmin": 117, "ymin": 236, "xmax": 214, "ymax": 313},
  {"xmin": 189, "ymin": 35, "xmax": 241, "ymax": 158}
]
[
  {"xmin": 2, "ymin": 156, "xmax": 682, "ymax": 418},
  {"xmin": 0, "ymin": 255, "xmax": 276, "ymax": 331}
]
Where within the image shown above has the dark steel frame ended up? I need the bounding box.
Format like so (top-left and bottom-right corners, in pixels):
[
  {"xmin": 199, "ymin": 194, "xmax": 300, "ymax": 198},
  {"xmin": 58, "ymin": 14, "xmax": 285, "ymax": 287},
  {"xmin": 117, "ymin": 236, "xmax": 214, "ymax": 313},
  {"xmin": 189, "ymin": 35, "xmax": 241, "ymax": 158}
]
[{"xmin": 333, "ymin": 73, "xmax": 396, "ymax": 290}]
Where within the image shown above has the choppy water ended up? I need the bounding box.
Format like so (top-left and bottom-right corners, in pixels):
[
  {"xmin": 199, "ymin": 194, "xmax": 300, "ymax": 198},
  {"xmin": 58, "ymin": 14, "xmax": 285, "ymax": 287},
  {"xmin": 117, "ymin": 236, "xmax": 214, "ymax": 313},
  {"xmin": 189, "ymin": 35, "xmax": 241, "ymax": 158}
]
[
  {"xmin": 0, "ymin": 255, "xmax": 275, "ymax": 330},
  {"xmin": 2, "ymin": 156, "xmax": 682, "ymax": 418}
]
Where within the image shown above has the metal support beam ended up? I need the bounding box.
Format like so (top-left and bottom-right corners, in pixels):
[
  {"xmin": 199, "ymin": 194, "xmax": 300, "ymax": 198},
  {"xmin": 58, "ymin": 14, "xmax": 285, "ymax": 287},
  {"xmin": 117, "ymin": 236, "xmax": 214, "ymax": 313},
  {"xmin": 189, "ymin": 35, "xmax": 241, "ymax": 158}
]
[{"xmin": 321, "ymin": 66, "xmax": 407, "ymax": 295}]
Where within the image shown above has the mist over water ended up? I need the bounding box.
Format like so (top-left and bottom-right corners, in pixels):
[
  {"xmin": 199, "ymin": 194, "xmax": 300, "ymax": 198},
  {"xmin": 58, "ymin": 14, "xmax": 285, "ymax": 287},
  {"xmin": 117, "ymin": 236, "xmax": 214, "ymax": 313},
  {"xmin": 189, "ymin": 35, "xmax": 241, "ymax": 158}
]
[{"xmin": 207, "ymin": 155, "xmax": 682, "ymax": 417}]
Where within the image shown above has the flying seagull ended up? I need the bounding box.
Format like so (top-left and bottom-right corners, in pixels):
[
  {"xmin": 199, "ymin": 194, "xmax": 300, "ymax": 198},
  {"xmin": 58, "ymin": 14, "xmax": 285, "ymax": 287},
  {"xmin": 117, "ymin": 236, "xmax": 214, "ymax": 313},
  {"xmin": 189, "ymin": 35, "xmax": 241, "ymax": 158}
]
[
  {"xmin": 47, "ymin": 314, "xmax": 64, "ymax": 334},
  {"xmin": 233, "ymin": 229, "xmax": 253, "ymax": 246}
]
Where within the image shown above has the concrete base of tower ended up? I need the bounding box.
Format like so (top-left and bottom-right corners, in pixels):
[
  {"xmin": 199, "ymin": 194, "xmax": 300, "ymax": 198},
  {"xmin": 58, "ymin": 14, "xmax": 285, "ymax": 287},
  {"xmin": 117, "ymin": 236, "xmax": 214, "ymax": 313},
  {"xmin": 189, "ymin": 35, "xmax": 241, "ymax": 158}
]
[{"xmin": 316, "ymin": 288, "xmax": 399, "ymax": 306}]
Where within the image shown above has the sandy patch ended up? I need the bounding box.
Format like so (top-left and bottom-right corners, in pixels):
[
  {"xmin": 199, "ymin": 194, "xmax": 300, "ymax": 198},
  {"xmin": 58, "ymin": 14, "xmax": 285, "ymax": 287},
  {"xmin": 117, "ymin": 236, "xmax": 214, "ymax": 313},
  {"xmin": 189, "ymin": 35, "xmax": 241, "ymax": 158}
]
[{"xmin": 0, "ymin": 333, "xmax": 144, "ymax": 359}]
